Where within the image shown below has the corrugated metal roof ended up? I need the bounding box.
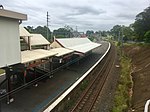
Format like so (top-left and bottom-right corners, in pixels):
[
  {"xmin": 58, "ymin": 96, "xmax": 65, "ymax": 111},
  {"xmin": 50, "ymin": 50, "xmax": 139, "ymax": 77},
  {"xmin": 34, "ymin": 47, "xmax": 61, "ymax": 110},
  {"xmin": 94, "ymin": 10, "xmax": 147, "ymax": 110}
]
[
  {"xmin": 55, "ymin": 38, "xmax": 101, "ymax": 54},
  {"xmin": 0, "ymin": 9, "xmax": 27, "ymax": 20},
  {"xmin": 21, "ymin": 49, "xmax": 57, "ymax": 63},
  {"xmin": 49, "ymin": 48, "xmax": 74, "ymax": 57},
  {"xmin": 19, "ymin": 26, "xmax": 31, "ymax": 37}
]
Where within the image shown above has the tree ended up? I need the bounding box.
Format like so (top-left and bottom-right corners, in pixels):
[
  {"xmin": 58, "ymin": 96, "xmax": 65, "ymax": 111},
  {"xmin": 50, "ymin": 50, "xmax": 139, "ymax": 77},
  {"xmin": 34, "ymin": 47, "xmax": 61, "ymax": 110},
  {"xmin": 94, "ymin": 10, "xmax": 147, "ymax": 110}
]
[
  {"xmin": 144, "ymin": 30, "xmax": 150, "ymax": 43},
  {"xmin": 122, "ymin": 26, "xmax": 134, "ymax": 42},
  {"xmin": 34, "ymin": 26, "xmax": 51, "ymax": 40},
  {"xmin": 25, "ymin": 26, "xmax": 51, "ymax": 41},
  {"xmin": 133, "ymin": 6, "xmax": 150, "ymax": 41},
  {"xmin": 25, "ymin": 26, "xmax": 34, "ymax": 33},
  {"xmin": 64, "ymin": 25, "xmax": 73, "ymax": 32},
  {"xmin": 110, "ymin": 25, "xmax": 134, "ymax": 42},
  {"xmin": 53, "ymin": 27, "xmax": 72, "ymax": 38},
  {"xmin": 86, "ymin": 30, "xmax": 94, "ymax": 37},
  {"xmin": 110, "ymin": 25, "xmax": 122, "ymax": 40},
  {"xmin": 101, "ymin": 31, "xmax": 107, "ymax": 37}
]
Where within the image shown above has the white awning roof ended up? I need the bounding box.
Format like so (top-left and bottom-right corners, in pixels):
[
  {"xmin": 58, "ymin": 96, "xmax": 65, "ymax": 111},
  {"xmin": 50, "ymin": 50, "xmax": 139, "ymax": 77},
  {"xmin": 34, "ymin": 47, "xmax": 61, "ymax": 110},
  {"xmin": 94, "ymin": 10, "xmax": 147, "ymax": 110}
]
[
  {"xmin": 21, "ymin": 49, "xmax": 57, "ymax": 63},
  {"xmin": 19, "ymin": 26, "xmax": 50, "ymax": 46},
  {"xmin": 55, "ymin": 38, "xmax": 101, "ymax": 54},
  {"xmin": 49, "ymin": 48, "xmax": 74, "ymax": 57},
  {"xmin": 69, "ymin": 42, "xmax": 100, "ymax": 53},
  {"xmin": 29, "ymin": 34, "xmax": 50, "ymax": 46},
  {"xmin": 19, "ymin": 26, "xmax": 31, "ymax": 37}
]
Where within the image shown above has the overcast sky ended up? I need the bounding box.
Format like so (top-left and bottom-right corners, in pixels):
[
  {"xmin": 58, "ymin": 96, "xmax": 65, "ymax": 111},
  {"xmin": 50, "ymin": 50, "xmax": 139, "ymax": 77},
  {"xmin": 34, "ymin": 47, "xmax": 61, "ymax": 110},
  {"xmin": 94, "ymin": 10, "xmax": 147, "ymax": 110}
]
[{"xmin": 1, "ymin": 0, "xmax": 149, "ymax": 32}]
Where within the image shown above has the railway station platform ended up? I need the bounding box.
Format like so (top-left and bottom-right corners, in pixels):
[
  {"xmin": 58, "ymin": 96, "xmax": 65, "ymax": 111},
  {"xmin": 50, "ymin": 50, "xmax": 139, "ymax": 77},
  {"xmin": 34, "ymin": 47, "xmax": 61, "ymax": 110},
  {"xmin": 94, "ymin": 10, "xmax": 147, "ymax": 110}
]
[{"xmin": 1, "ymin": 41, "xmax": 109, "ymax": 112}]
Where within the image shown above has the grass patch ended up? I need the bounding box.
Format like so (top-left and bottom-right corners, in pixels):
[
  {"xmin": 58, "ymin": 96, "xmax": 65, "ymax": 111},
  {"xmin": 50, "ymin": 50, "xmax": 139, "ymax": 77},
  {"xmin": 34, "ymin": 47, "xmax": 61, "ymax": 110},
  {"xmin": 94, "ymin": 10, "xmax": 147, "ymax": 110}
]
[
  {"xmin": 112, "ymin": 49, "xmax": 132, "ymax": 112},
  {"xmin": 0, "ymin": 69, "xmax": 5, "ymax": 74}
]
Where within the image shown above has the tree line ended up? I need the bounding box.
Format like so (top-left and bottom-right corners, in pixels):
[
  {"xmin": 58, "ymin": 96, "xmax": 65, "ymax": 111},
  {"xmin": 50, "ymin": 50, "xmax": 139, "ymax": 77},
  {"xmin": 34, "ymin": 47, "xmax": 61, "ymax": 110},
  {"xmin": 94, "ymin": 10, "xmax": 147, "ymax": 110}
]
[
  {"xmin": 25, "ymin": 6, "xmax": 150, "ymax": 43},
  {"xmin": 110, "ymin": 6, "xmax": 150, "ymax": 43}
]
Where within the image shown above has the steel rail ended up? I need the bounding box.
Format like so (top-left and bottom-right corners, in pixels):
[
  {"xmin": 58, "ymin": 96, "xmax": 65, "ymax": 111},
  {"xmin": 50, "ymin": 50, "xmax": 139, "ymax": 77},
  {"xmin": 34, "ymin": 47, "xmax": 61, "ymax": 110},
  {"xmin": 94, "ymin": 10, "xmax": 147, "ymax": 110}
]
[
  {"xmin": 71, "ymin": 44, "xmax": 115, "ymax": 112},
  {"xmin": 88, "ymin": 45, "xmax": 116, "ymax": 112}
]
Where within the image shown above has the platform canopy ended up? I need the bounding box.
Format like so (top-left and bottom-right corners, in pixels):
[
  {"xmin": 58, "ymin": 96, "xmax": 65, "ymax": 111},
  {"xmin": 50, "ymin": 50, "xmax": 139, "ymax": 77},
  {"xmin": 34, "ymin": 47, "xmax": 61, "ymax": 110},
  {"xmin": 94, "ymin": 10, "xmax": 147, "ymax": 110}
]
[
  {"xmin": 21, "ymin": 49, "xmax": 57, "ymax": 63},
  {"xmin": 0, "ymin": 9, "xmax": 27, "ymax": 20},
  {"xmin": 19, "ymin": 26, "xmax": 31, "ymax": 37},
  {"xmin": 19, "ymin": 26, "xmax": 50, "ymax": 46},
  {"xmin": 49, "ymin": 48, "xmax": 74, "ymax": 57},
  {"xmin": 29, "ymin": 34, "xmax": 50, "ymax": 46},
  {"xmin": 53, "ymin": 38, "xmax": 101, "ymax": 54}
]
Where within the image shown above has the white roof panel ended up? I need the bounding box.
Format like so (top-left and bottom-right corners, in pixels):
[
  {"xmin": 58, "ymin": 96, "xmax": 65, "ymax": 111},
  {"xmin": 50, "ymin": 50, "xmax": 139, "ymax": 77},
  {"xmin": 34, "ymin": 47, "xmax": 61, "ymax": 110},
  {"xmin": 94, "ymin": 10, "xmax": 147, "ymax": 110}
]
[
  {"xmin": 19, "ymin": 26, "xmax": 31, "ymax": 37},
  {"xmin": 70, "ymin": 42, "xmax": 100, "ymax": 53},
  {"xmin": 19, "ymin": 26, "xmax": 50, "ymax": 46},
  {"xmin": 56, "ymin": 38, "xmax": 91, "ymax": 47},
  {"xmin": 21, "ymin": 49, "xmax": 57, "ymax": 63},
  {"xmin": 49, "ymin": 48, "xmax": 74, "ymax": 57},
  {"xmin": 0, "ymin": 9, "xmax": 27, "ymax": 20},
  {"xmin": 29, "ymin": 34, "xmax": 50, "ymax": 46},
  {"xmin": 55, "ymin": 38, "xmax": 101, "ymax": 54}
]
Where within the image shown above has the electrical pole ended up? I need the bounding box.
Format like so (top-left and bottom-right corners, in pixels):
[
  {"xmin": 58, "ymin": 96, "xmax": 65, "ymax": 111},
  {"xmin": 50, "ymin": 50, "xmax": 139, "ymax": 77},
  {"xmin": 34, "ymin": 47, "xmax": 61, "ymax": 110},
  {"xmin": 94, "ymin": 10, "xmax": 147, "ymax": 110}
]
[
  {"xmin": 47, "ymin": 12, "xmax": 50, "ymax": 41},
  {"xmin": 120, "ymin": 26, "xmax": 124, "ymax": 55},
  {"xmin": 76, "ymin": 26, "xmax": 78, "ymax": 37},
  {"xmin": 118, "ymin": 31, "xmax": 120, "ymax": 42}
]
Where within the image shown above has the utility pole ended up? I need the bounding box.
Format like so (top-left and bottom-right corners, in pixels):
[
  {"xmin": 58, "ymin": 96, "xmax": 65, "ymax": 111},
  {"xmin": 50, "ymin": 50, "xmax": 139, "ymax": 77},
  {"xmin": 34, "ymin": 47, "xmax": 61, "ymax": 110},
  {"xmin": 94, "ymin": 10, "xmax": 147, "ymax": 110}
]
[
  {"xmin": 120, "ymin": 26, "xmax": 124, "ymax": 55},
  {"xmin": 47, "ymin": 12, "xmax": 50, "ymax": 41},
  {"xmin": 118, "ymin": 31, "xmax": 120, "ymax": 42},
  {"xmin": 75, "ymin": 26, "xmax": 78, "ymax": 37}
]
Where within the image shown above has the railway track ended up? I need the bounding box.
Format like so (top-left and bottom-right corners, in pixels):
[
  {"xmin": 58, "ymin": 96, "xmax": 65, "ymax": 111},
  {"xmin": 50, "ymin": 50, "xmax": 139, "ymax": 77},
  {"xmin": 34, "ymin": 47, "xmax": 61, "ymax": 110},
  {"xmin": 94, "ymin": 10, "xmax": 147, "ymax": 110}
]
[{"xmin": 71, "ymin": 44, "xmax": 116, "ymax": 112}]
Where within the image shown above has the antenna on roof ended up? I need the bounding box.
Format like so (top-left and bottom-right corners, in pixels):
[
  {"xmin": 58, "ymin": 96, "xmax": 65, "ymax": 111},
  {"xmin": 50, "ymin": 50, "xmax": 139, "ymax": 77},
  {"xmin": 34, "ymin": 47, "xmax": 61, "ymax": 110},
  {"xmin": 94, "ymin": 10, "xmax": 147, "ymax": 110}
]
[{"xmin": 0, "ymin": 5, "xmax": 4, "ymax": 9}]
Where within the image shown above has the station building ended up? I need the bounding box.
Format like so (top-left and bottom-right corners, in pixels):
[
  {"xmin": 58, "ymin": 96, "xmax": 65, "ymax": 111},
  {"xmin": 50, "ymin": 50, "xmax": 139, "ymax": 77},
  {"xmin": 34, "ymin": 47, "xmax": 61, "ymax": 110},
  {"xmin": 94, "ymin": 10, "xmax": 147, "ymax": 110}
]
[
  {"xmin": 0, "ymin": 8, "xmax": 27, "ymax": 104},
  {"xmin": 0, "ymin": 9, "xmax": 27, "ymax": 68},
  {"xmin": 0, "ymin": 8, "xmax": 102, "ymax": 105}
]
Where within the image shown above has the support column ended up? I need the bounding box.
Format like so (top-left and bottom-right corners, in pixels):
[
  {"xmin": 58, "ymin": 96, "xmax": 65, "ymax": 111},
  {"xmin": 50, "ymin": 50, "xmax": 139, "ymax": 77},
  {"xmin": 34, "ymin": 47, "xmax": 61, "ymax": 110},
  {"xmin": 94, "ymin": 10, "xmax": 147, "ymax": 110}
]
[
  {"xmin": 0, "ymin": 100, "xmax": 1, "ymax": 112},
  {"xmin": 49, "ymin": 58, "xmax": 53, "ymax": 76},
  {"xmin": 23, "ymin": 68, "xmax": 27, "ymax": 84},
  {"xmin": 33, "ymin": 67, "xmax": 38, "ymax": 87},
  {"xmin": 5, "ymin": 67, "xmax": 13, "ymax": 104}
]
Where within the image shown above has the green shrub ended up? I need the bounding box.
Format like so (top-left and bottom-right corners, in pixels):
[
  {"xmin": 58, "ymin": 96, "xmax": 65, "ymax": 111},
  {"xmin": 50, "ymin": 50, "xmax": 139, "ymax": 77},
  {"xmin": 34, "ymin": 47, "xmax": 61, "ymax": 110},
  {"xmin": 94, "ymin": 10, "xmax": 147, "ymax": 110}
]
[
  {"xmin": 144, "ymin": 30, "xmax": 150, "ymax": 43},
  {"xmin": 0, "ymin": 69, "xmax": 4, "ymax": 74},
  {"xmin": 112, "ymin": 53, "xmax": 132, "ymax": 112}
]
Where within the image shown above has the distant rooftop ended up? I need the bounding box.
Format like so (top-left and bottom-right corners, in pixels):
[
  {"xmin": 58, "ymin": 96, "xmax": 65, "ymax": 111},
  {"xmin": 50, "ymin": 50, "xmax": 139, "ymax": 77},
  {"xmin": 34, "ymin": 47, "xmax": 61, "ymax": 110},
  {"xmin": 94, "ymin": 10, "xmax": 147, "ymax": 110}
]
[{"xmin": 0, "ymin": 9, "xmax": 27, "ymax": 20}]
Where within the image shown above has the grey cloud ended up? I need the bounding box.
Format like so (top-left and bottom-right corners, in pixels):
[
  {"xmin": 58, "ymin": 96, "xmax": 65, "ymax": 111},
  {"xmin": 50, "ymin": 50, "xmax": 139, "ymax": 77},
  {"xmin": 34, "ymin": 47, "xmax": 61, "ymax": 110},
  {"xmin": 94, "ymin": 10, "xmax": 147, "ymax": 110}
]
[
  {"xmin": 1, "ymin": 0, "xmax": 149, "ymax": 31},
  {"xmin": 52, "ymin": 3, "xmax": 106, "ymax": 16},
  {"xmin": 70, "ymin": 6, "xmax": 106, "ymax": 15},
  {"xmin": 111, "ymin": 1, "xmax": 127, "ymax": 7},
  {"xmin": 116, "ymin": 13, "xmax": 135, "ymax": 19}
]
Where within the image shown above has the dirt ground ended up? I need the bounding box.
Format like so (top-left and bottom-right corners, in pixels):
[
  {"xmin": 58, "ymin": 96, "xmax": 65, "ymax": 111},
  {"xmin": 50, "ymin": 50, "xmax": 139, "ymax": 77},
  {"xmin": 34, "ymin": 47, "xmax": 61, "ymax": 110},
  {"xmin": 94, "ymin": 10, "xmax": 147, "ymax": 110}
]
[{"xmin": 123, "ymin": 44, "xmax": 150, "ymax": 112}]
